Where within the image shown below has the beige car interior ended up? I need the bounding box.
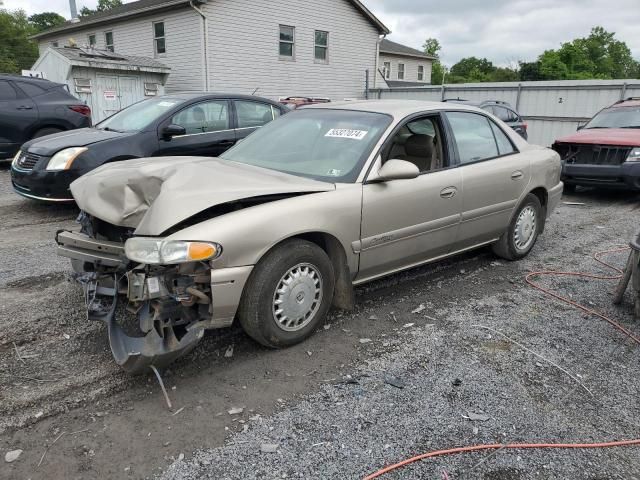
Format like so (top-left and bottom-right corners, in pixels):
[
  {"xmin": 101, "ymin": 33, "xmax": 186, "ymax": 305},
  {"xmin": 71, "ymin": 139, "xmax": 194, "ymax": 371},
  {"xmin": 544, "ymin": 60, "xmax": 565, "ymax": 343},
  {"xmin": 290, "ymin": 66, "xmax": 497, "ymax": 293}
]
[{"xmin": 386, "ymin": 117, "xmax": 445, "ymax": 173}]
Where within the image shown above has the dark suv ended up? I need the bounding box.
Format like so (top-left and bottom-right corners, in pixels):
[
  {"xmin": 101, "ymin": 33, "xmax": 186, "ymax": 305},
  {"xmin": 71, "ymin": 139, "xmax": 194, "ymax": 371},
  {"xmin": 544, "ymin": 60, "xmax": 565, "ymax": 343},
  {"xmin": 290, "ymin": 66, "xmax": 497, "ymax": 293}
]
[
  {"xmin": 553, "ymin": 97, "xmax": 640, "ymax": 191},
  {"xmin": 0, "ymin": 75, "xmax": 91, "ymax": 158},
  {"xmin": 443, "ymin": 99, "xmax": 528, "ymax": 139}
]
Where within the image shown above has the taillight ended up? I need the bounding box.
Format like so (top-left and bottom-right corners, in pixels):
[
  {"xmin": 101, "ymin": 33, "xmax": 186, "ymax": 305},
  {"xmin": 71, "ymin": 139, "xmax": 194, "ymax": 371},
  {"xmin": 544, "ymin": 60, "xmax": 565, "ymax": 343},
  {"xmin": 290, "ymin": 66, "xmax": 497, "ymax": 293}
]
[
  {"xmin": 69, "ymin": 105, "xmax": 91, "ymax": 117},
  {"xmin": 522, "ymin": 123, "xmax": 528, "ymax": 130}
]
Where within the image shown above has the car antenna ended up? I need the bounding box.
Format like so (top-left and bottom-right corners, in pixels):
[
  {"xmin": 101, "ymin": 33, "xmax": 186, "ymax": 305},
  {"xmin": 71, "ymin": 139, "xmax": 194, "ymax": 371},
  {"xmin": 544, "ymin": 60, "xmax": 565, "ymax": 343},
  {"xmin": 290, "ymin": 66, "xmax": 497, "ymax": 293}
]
[{"xmin": 251, "ymin": 87, "xmax": 260, "ymax": 96}]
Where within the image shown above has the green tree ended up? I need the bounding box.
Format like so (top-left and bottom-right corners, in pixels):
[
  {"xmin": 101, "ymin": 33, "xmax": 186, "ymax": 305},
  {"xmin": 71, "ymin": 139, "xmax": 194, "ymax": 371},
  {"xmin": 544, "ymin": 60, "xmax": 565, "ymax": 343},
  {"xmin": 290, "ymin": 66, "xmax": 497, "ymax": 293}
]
[
  {"xmin": 0, "ymin": 9, "xmax": 38, "ymax": 73},
  {"xmin": 29, "ymin": 12, "xmax": 66, "ymax": 32},
  {"xmin": 449, "ymin": 57, "xmax": 494, "ymax": 79},
  {"xmin": 80, "ymin": 0, "xmax": 123, "ymax": 17},
  {"xmin": 422, "ymin": 37, "xmax": 446, "ymax": 84},
  {"xmin": 519, "ymin": 61, "xmax": 542, "ymax": 81}
]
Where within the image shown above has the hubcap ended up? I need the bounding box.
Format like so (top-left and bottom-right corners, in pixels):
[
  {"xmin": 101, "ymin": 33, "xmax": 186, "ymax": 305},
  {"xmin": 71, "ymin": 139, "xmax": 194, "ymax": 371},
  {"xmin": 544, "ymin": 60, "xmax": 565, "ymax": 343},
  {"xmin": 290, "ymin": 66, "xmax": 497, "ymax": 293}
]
[
  {"xmin": 272, "ymin": 263, "xmax": 323, "ymax": 332},
  {"xmin": 513, "ymin": 205, "xmax": 537, "ymax": 251}
]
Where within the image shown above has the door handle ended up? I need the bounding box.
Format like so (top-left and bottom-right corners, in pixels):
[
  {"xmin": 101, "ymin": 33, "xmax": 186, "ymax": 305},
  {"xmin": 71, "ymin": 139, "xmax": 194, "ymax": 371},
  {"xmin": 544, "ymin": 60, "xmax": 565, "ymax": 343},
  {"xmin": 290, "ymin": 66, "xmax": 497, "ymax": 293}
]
[
  {"xmin": 511, "ymin": 171, "xmax": 524, "ymax": 180},
  {"xmin": 16, "ymin": 106, "xmax": 33, "ymax": 110},
  {"xmin": 440, "ymin": 186, "xmax": 457, "ymax": 199}
]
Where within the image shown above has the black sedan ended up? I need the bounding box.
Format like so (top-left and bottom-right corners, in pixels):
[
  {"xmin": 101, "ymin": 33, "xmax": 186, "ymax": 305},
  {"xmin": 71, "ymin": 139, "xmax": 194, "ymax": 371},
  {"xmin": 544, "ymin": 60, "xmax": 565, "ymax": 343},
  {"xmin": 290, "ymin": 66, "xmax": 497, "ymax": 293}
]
[{"xmin": 11, "ymin": 93, "xmax": 287, "ymax": 202}]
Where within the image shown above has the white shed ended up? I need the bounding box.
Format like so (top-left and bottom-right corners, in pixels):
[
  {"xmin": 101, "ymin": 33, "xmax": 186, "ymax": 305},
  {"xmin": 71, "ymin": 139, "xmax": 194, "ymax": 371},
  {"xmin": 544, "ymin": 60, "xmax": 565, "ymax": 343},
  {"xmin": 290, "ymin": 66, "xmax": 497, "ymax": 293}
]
[{"xmin": 31, "ymin": 46, "xmax": 170, "ymax": 122}]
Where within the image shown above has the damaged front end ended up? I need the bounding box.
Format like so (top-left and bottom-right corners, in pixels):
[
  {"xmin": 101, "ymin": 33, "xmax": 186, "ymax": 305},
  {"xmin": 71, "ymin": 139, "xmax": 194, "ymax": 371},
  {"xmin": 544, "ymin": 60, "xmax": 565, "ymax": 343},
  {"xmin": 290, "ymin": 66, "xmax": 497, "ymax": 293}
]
[{"xmin": 56, "ymin": 213, "xmax": 219, "ymax": 374}]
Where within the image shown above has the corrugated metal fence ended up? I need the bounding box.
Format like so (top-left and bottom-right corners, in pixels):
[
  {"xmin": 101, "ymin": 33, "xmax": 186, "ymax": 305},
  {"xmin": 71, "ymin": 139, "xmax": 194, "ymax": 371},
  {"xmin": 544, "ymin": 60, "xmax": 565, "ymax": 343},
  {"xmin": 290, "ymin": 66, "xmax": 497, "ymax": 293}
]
[{"xmin": 368, "ymin": 79, "xmax": 640, "ymax": 146}]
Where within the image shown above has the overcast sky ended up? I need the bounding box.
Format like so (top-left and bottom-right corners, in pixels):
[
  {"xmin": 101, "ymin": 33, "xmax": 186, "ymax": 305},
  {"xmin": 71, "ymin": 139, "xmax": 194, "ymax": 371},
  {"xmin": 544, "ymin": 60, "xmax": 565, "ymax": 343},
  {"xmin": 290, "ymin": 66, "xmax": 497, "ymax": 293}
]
[{"xmin": 5, "ymin": 0, "xmax": 640, "ymax": 66}]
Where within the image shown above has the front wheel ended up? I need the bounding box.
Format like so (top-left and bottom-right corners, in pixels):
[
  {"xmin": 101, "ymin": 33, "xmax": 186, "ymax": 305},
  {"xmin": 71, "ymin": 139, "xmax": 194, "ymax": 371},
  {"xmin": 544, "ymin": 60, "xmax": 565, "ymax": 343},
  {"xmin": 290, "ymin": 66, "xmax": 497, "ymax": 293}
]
[
  {"xmin": 237, "ymin": 239, "xmax": 335, "ymax": 348},
  {"xmin": 492, "ymin": 193, "xmax": 543, "ymax": 261}
]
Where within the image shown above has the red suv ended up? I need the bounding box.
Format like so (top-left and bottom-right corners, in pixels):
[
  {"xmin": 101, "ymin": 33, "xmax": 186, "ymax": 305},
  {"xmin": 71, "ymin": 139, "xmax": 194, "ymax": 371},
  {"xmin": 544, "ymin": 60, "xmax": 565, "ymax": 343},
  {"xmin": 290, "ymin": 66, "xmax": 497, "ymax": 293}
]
[{"xmin": 553, "ymin": 97, "xmax": 640, "ymax": 191}]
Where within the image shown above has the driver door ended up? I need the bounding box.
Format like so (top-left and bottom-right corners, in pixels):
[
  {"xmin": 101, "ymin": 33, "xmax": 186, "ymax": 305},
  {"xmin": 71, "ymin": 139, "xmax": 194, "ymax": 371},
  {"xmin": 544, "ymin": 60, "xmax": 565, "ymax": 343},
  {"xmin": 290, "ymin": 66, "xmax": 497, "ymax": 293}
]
[
  {"xmin": 356, "ymin": 114, "xmax": 463, "ymax": 282},
  {"xmin": 156, "ymin": 99, "xmax": 236, "ymax": 157}
]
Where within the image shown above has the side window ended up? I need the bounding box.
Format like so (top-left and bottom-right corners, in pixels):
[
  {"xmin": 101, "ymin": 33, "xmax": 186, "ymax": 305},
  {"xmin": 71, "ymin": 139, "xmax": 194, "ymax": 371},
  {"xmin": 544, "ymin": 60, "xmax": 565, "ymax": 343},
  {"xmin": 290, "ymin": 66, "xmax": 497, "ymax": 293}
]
[
  {"xmin": 171, "ymin": 100, "xmax": 229, "ymax": 134},
  {"xmin": 506, "ymin": 108, "xmax": 520, "ymax": 122},
  {"xmin": 489, "ymin": 120, "xmax": 516, "ymax": 156},
  {"xmin": 235, "ymin": 100, "xmax": 275, "ymax": 128},
  {"xmin": 446, "ymin": 111, "xmax": 499, "ymax": 164},
  {"xmin": 492, "ymin": 106, "xmax": 511, "ymax": 122},
  {"xmin": 0, "ymin": 81, "xmax": 17, "ymax": 100},
  {"xmin": 385, "ymin": 115, "xmax": 445, "ymax": 173},
  {"xmin": 15, "ymin": 81, "xmax": 47, "ymax": 97}
]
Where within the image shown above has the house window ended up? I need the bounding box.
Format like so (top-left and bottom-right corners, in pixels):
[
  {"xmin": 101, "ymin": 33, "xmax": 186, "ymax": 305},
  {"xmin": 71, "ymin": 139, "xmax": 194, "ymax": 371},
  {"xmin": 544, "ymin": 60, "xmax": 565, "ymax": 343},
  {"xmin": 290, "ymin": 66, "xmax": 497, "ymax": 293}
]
[
  {"xmin": 418, "ymin": 65, "xmax": 424, "ymax": 81},
  {"xmin": 74, "ymin": 78, "xmax": 92, "ymax": 94},
  {"xmin": 104, "ymin": 31, "xmax": 114, "ymax": 52},
  {"xmin": 88, "ymin": 34, "xmax": 96, "ymax": 47},
  {"xmin": 279, "ymin": 25, "xmax": 294, "ymax": 58},
  {"xmin": 153, "ymin": 21, "xmax": 166, "ymax": 55},
  {"xmin": 314, "ymin": 30, "xmax": 328, "ymax": 62},
  {"xmin": 144, "ymin": 82, "xmax": 159, "ymax": 96},
  {"xmin": 397, "ymin": 63, "xmax": 405, "ymax": 80},
  {"xmin": 383, "ymin": 61, "xmax": 391, "ymax": 79}
]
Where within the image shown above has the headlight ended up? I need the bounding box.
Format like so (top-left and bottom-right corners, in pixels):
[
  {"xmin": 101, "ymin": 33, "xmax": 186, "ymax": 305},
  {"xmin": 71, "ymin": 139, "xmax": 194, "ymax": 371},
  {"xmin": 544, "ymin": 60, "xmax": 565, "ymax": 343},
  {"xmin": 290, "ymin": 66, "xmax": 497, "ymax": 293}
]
[
  {"xmin": 11, "ymin": 150, "xmax": 21, "ymax": 167},
  {"xmin": 626, "ymin": 147, "xmax": 640, "ymax": 162},
  {"xmin": 124, "ymin": 237, "xmax": 222, "ymax": 264},
  {"xmin": 46, "ymin": 147, "xmax": 87, "ymax": 171}
]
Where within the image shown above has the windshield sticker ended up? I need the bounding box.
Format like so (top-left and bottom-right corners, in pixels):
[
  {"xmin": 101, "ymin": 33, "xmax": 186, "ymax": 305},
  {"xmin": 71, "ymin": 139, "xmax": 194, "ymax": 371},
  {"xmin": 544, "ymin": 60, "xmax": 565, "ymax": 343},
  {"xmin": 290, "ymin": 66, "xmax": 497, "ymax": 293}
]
[
  {"xmin": 158, "ymin": 101, "xmax": 177, "ymax": 107},
  {"xmin": 327, "ymin": 169, "xmax": 342, "ymax": 176},
  {"xmin": 325, "ymin": 128, "xmax": 368, "ymax": 140}
]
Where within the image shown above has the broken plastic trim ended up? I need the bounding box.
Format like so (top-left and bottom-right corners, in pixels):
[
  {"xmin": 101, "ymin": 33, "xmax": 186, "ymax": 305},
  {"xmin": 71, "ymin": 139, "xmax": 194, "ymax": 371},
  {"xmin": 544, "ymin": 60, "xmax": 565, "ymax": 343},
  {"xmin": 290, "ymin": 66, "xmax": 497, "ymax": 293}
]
[{"xmin": 77, "ymin": 272, "xmax": 204, "ymax": 374}]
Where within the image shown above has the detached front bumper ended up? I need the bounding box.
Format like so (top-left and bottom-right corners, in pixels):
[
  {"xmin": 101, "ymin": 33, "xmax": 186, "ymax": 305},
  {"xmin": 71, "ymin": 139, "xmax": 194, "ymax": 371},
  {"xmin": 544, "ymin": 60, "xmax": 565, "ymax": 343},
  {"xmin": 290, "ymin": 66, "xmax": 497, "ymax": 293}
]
[
  {"xmin": 561, "ymin": 161, "xmax": 640, "ymax": 190},
  {"xmin": 55, "ymin": 230, "xmax": 252, "ymax": 373}
]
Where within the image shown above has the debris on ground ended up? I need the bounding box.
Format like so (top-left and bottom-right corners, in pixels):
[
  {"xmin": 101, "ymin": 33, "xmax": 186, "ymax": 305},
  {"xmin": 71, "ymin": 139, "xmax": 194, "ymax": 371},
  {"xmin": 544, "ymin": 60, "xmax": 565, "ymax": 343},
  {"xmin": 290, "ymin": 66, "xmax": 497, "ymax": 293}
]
[
  {"xmin": 4, "ymin": 449, "xmax": 22, "ymax": 463},
  {"xmin": 464, "ymin": 412, "xmax": 490, "ymax": 422},
  {"xmin": 359, "ymin": 338, "xmax": 372, "ymax": 344},
  {"xmin": 224, "ymin": 345, "xmax": 234, "ymax": 358},
  {"xmin": 228, "ymin": 407, "xmax": 244, "ymax": 415},
  {"xmin": 384, "ymin": 374, "xmax": 406, "ymax": 389},
  {"xmin": 260, "ymin": 443, "xmax": 279, "ymax": 453},
  {"xmin": 411, "ymin": 304, "xmax": 426, "ymax": 314}
]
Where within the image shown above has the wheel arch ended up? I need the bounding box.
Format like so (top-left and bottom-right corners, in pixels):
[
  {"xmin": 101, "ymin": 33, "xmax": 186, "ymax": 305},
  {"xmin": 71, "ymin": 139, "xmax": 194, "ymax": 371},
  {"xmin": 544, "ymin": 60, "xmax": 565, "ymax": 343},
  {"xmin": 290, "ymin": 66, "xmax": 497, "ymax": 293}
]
[
  {"xmin": 253, "ymin": 231, "xmax": 355, "ymax": 312},
  {"xmin": 528, "ymin": 186, "xmax": 548, "ymax": 233}
]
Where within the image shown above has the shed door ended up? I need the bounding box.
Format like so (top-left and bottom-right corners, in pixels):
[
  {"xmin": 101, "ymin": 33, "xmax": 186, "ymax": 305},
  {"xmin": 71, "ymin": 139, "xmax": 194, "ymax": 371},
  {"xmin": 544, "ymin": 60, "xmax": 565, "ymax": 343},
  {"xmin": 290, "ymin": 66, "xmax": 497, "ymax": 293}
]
[
  {"xmin": 95, "ymin": 75, "xmax": 120, "ymax": 120},
  {"xmin": 117, "ymin": 76, "xmax": 140, "ymax": 111}
]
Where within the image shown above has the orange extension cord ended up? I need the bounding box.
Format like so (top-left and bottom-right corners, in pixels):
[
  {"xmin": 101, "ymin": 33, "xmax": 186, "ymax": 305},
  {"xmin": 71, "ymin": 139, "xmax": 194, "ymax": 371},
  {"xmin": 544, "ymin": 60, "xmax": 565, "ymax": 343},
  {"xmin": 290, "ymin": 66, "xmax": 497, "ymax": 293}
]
[{"xmin": 364, "ymin": 246, "xmax": 640, "ymax": 480}]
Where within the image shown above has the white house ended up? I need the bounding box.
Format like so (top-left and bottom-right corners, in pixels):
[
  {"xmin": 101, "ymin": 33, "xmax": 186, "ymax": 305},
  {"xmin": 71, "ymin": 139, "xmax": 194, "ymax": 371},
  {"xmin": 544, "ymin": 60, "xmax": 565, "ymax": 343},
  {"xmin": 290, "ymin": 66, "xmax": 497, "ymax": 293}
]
[
  {"xmin": 32, "ymin": 0, "xmax": 390, "ymax": 100},
  {"xmin": 377, "ymin": 38, "xmax": 435, "ymax": 87}
]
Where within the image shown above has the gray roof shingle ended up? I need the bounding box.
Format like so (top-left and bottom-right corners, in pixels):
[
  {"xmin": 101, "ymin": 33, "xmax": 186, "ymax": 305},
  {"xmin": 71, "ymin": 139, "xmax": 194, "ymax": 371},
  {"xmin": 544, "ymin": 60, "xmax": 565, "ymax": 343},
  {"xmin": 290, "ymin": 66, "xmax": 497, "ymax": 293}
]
[
  {"xmin": 380, "ymin": 39, "xmax": 436, "ymax": 60},
  {"xmin": 53, "ymin": 46, "xmax": 170, "ymax": 71}
]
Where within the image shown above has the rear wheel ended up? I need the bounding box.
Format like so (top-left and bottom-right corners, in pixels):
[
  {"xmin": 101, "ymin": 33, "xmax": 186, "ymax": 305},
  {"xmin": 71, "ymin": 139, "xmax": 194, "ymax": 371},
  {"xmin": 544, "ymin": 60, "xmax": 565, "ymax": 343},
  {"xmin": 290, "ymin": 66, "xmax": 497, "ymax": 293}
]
[
  {"xmin": 238, "ymin": 239, "xmax": 334, "ymax": 348},
  {"xmin": 492, "ymin": 193, "xmax": 543, "ymax": 261},
  {"xmin": 33, "ymin": 127, "xmax": 64, "ymax": 139}
]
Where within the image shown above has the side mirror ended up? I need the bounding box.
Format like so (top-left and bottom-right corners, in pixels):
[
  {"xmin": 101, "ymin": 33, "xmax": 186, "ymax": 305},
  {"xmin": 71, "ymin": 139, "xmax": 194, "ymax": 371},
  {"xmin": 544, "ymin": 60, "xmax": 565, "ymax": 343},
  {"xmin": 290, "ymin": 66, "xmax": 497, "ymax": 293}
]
[
  {"xmin": 161, "ymin": 124, "xmax": 186, "ymax": 139},
  {"xmin": 377, "ymin": 159, "xmax": 420, "ymax": 181},
  {"xmin": 577, "ymin": 124, "xmax": 585, "ymax": 131}
]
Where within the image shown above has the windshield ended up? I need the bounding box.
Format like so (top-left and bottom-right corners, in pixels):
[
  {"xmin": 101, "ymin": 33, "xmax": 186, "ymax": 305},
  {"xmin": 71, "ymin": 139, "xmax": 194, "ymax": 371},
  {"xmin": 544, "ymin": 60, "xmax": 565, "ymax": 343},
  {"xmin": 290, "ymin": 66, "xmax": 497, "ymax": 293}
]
[
  {"xmin": 220, "ymin": 109, "xmax": 391, "ymax": 182},
  {"xmin": 96, "ymin": 97, "xmax": 182, "ymax": 132},
  {"xmin": 585, "ymin": 107, "xmax": 640, "ymax": 129}
]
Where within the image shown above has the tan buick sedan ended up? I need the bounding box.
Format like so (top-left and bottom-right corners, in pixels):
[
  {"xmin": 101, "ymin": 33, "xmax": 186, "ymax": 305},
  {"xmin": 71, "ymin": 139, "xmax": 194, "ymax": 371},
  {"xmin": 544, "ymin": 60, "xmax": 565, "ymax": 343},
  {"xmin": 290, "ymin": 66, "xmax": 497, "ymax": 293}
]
[{"xmin": 56, "ymin": 100, "xmax": 562, "ymax": 372}]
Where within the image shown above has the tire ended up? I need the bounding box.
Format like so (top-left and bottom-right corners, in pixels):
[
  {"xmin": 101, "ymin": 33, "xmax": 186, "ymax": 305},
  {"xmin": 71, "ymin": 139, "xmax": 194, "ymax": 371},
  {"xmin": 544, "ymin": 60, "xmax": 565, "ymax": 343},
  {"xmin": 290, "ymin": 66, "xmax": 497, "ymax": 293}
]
[
  {"xmin": 492, "ymin": 193, "xmax": 543, "ymax": 261},
  {"xmin": 33, "ymin": 127, "xmax": 63, "ymax": 139},
  {"xmin": 237, "ymin": 239, "xmax": 335, "ymax": 348}
]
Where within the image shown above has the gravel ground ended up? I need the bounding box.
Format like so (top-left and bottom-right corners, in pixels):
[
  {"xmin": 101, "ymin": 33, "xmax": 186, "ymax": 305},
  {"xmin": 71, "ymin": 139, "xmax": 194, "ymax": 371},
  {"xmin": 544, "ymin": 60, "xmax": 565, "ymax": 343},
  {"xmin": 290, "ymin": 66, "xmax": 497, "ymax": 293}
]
[
  {"xmin": 1, "ymin": 161, "xmax": 640, "ymax": 479},
  {"xmin": 162, "ymin": 194, "xmax": 640, "ymax": 480}
]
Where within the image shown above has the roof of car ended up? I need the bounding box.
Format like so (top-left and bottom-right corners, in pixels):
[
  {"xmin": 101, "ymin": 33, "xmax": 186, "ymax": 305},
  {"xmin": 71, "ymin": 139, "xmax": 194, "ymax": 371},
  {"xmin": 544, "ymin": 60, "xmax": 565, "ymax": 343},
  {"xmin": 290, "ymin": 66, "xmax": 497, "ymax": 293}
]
[
  {"xmin": 303, "ymin": 99, "xmax": 483, "ymax": 117},
  {"xmin": 0, "ymin": 74, "xmax": 65, "ymax": 88},
  {"xmin": 611, "ymin": 98, "xmax": 640, "ymax": 108},
  {"xmin": 159, "ymin": 92, "xmax": 285, "ymax": 104}
]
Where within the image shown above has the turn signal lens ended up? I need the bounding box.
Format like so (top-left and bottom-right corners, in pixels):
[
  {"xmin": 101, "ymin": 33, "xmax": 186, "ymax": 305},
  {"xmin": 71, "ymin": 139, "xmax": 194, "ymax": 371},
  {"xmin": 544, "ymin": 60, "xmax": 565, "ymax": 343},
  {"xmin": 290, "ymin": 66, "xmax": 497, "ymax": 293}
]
[{"xmin": 188, "ymin": 242, "xmax": 216, "ymax": 261}]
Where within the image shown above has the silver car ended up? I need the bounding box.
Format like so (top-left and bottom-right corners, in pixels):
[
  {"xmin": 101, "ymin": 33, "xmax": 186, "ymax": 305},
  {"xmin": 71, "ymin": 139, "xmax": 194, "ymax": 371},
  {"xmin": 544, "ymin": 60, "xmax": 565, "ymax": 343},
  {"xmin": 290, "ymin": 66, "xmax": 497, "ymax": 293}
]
[{"xmin": 56, "ymin": 100, "xmax": 563, "ymax": 373}]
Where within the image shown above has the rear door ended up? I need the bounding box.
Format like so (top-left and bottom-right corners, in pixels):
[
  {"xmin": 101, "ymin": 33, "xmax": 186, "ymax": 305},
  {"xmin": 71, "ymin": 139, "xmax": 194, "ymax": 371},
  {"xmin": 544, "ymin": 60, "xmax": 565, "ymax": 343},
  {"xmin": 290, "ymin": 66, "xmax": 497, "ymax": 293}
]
[
  {"xmin": 156, "ymin": 99, "xmax": 236, "ymax": 157},
  {"xmin": 444, "ymin": 110, "xmax": 530, "ymax": 249},
  {"xmin": 0, "ymin": 80, "xmax": 37, "ymax": 157},
  {"xmin": 233, "ymin": 99, "xmax": 282, "ymax": 141}
]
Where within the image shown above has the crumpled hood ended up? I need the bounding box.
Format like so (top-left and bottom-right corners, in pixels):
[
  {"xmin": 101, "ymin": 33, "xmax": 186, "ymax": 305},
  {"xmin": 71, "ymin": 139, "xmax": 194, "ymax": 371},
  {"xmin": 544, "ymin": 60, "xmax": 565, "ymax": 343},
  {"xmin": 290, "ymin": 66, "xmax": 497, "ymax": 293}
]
[{"xmin": 70, "ymin": 156, "xmax": 335, "ymax": 235}]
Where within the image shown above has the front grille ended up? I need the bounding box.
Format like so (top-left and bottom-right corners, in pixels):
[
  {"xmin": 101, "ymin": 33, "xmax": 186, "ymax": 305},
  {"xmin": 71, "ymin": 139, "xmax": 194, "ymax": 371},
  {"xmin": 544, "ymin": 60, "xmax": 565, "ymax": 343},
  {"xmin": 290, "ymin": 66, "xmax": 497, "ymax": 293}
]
[
  {"xmin": 556, "ymin": 143, "xmax": 631, "ymax": 166},
  {"xmin": 16, "ymin": 152, "xmax": 44, "ymax": 170}
]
